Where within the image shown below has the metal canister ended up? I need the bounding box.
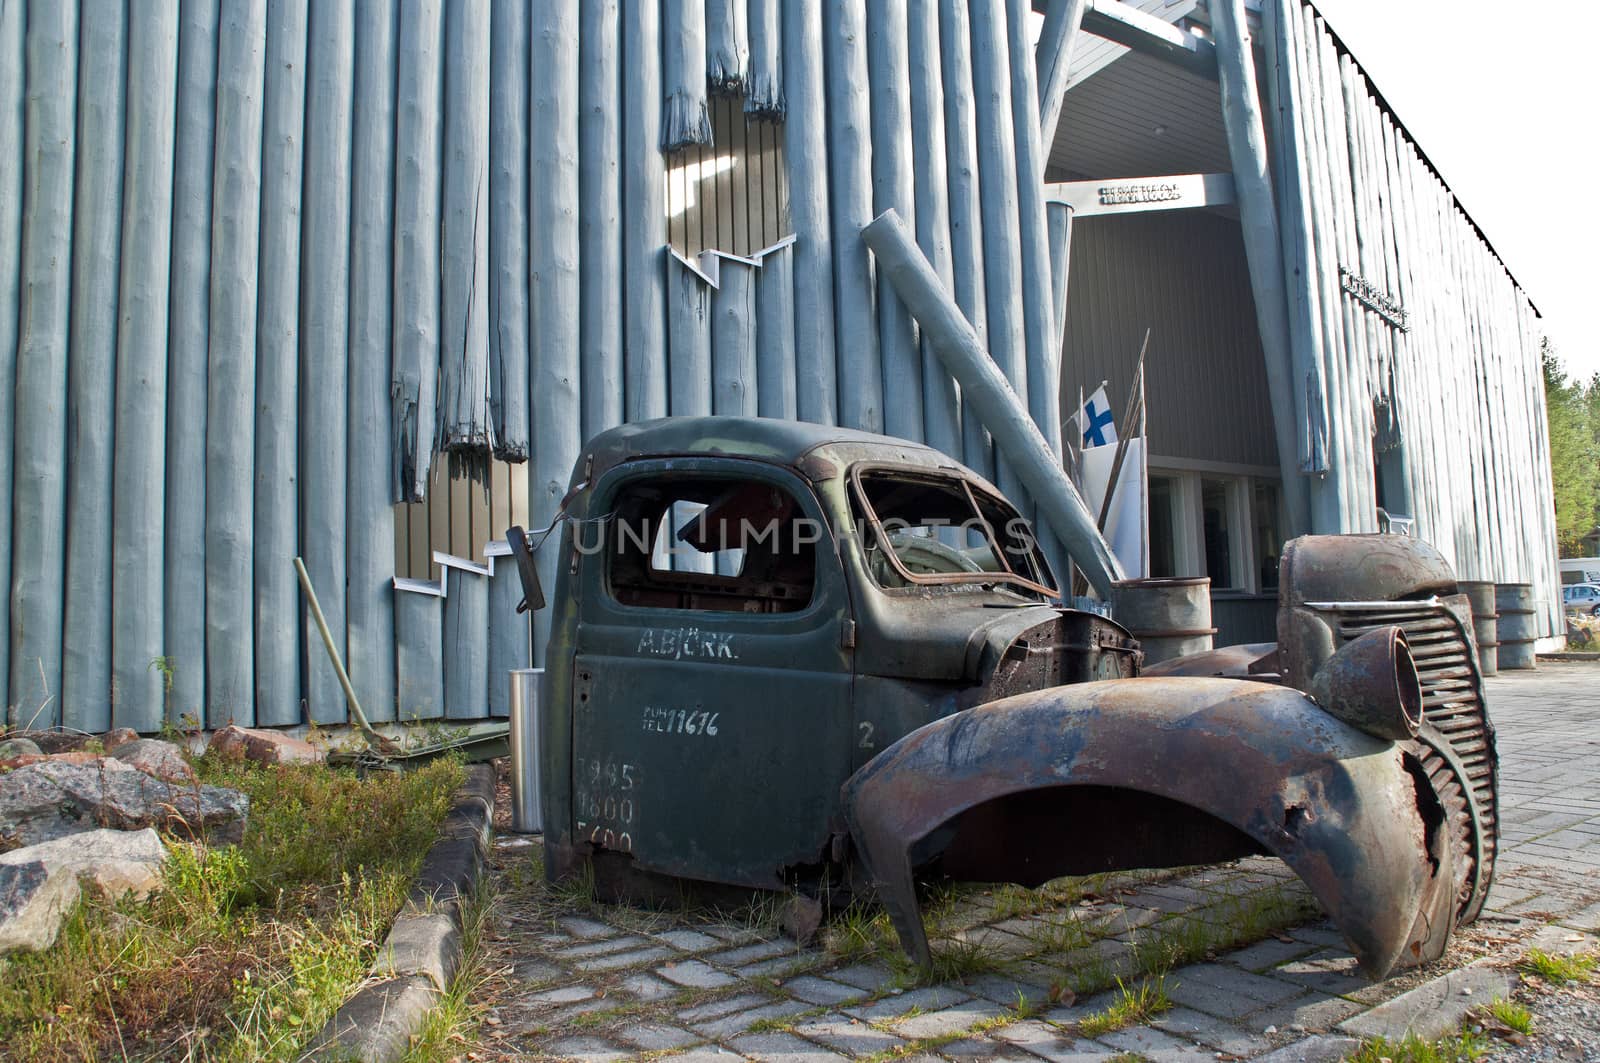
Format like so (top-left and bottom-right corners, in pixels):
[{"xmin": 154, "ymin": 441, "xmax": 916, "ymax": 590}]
[
  {"xmin": 1459, "ymin": 580, "xmax": 1498, "ymax": 676},
  {"xmin": 1494, "ymin": 583, "xmax": 1536, "ymax": 670},
  {"xmin": 1110, "ymin": 577, "xmax": 1216, "ymax": 666},
  {"xmin": 509, "ymin": 668, "xmax": 544, "ymax": 832}
]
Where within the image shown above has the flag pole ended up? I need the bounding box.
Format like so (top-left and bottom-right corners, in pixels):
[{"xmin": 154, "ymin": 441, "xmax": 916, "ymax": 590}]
[{"xmin": 1096, "ymin": 329, "xmax": 1150, "ymax": 532}]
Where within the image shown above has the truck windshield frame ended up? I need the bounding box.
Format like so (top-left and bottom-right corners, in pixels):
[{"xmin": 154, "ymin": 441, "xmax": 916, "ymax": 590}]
[{"xmin": 847, "ymin": 464, "xmax": 1058, "ymax": 599}]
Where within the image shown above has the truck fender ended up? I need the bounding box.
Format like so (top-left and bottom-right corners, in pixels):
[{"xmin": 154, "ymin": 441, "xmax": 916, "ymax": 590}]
[{"xmin": 841, "ymin": 677, "xmax": 1456, "ymax": 979}]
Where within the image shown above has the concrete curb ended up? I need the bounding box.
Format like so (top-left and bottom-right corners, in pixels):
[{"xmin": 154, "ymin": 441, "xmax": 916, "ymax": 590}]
[{"xmin": 303, "ymin": 763, "xmax": 496, "ymax": 1062}]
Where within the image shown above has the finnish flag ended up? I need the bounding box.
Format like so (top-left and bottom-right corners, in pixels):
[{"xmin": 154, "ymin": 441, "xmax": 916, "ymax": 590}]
[{"xmin": 1076, "ymin": 384, "xmax": 1117, "ymax": 450}]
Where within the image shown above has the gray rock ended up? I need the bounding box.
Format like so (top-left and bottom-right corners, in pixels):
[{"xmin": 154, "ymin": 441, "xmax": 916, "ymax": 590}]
[
  {"xmin": 110, "ymin": 738, "xmax": 196, "ymax": 784},
  {"xmin": 0, "ymin": 860, "xmax": 80, "ymax": 955},
  {"xmin": 0, "ymin": 759, "xmax": 248, "ymax": 848},
  {"xmin": 0, "ymin": 827, "xmax": 168, "ymax": 901},
  {"xmin": 0, "ymin": 737, "xmax": 42, "ymax": 762}
]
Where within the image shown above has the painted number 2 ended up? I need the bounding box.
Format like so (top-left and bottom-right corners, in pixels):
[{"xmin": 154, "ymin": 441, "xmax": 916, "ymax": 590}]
[{"xmin": 858, "ymin": 721, "xmax": 875, "ymax": 750}]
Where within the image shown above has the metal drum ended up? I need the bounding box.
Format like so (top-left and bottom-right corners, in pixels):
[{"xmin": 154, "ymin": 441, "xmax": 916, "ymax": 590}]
[
  {"xmin": 1495, "ymin": 583, "xmax": 1537, "ymax": 670},
  {"xmin": 1459, "ymin": 580, "xmax": 1499, "ymax": 676},
  {"xmin": 1111, "ymin": 577, "xmax": 1216, "ymax": 666}
]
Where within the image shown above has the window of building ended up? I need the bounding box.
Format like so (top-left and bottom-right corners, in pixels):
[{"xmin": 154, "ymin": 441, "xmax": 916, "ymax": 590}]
[
  {"xmin": 1200, "ymin": 478, "xmax": 1237, "ymax": 591},
  {"xmin": 1253, "ymin": 481, "xmax": 1282, "ymax": 591},
  {"xmin": 607, "ymin": 476, "xmax": 815, "ymax": 613},
  {"xmin": 1144, "ymin": 468, "xmax": 1279, "ymax": 595},
  {"xmin": 1149, "ymin": 475, "xmax": 1178, "ymax": 578}
]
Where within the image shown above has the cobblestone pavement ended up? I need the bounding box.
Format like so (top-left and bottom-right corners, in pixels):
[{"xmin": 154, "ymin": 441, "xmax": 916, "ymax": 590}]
[{"xmin": 472, "ymin": 663, "xmax": 1600, "ymax": 1061}]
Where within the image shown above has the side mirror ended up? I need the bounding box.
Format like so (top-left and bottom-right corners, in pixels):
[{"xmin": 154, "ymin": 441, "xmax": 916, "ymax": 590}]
[{"xmin": 505, "ymin": 526, "xmax": 547, "ymax": 613}]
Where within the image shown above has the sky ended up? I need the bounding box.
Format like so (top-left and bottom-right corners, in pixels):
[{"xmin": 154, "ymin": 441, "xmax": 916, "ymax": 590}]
[{"xmin": 1309, "ymin": 0, "xmax": 1599, "ymax": 382}]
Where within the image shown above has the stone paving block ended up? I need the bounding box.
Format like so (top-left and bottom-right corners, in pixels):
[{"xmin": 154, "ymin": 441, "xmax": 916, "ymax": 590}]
[
  {"xmin": 950, "ymin": 923, "xmax": 1039, "ymax": 955},
  {"xmin": 939, "ymin": 1037, "xmax": 1043, "ymax": 1060},
  {"xmin": 574, "ymin": 945, "xmax": 675, "ymax": 973},
  {"xmin": 1092, "ymin": 1023, "xmax": 1215, "ymax": 1060},
  {"xmin": 672, "ymin": 1050, "xmax": 754, "ymax": 1062},
  {"xmin": 1252, "ymin": 1034, "xmax": 1362, "ymax": 1062},
  {"xmin": 615, "ymin": 1022, "xmax": 701, "ymax": 1051},
  {"xmin": 1338, "ymin": 965, "xmax": 1516, "ymax": 1042},
  {"xmin": 790, "ymin": 1013, "xmax": 908, "ymax": 1056},
  {"xmin": 558, "ymin": 933, "xmax": 647, "ymax": 959},
  {"xmin": 703, "ymin": 923, "xmax": 767, "ymax": 944},
  {"xmin": 891, "ymin": 997, "xmax": 1007, "ymax": 1040},
  {"xmin": 655, "ymin": 928, "xmax": 727, "ymax": 951},
  {"xmin": 691, "ymin": 999, "xmax": 813, "ymax": 1040},
  {"xmin": 558, "ymin": 916, "xmax": 620, "ymax": 940},
  {"xmin": 1222, "ymin": 936, "xmax": 1318, "ymax": 972},
  {"xmin": 618, "ymin": 970, "xmax": 681, "ymax": 1002},
  {"xmin": 961, "ymin": 969, "xmax": 1058, "ymax": 1008},
  {"xmin": 542, "ymin": 1035, "xmax": 632, "ymax": 1061},
  {"xmin": 1271, "ymin": 952, "xmax": 1369, "ymax": 997},
  {"xmin": 678, "ymin": 992, "xmax": 773, "ymax": 1022},
  {"xmin": 512, "ymin": 958, "xmax": 563, "ymax": 984},
  {"xmin": 1136, "ymin": 883, "xmax": 1209, "ymax": 907},
  {"xmin": 528, "ymin": 983, "xmax": 601, "ymax": 1006},
  {"xmin": 740, "ymin": 953, "xmax": 818, "ymax": 978},
  {"xmin": 1247, "ymin": 989, "xmax": 1365, "ymax": 1034},
  {"xmin": 1288, "ymin": 923, "xmax": 1344, "ymax": 948},
  {"xmin": 1173, "ymin": 962, "xmax": 1303, "ymax": 1003},
  {"xmin": 823, "ymin": 962, "xmax": 898, "ymax": 992},
  {"xmin": 710, "ymin": 938, "xmax": 800, "ymax": 967},
  {"xmin": 1559, "ymin": 898, "xmax": 1600, "ymax": 931},
  {"xmin": 784, "ymin": 974, "xmax": 869, "ymax": 1006},
  {"xmin": 659, "ymin": 958, "xmax": 742, "ymax": 989},
  {"xmin": 1522, "ymin": 922, "xmax": 1597, "ymax": 956},
  {"xmin": 1151, "ymin": 1005, "xmax": 1273, "ymax": 1057},
  {"xmin": 728, "ymin": 1031, "xmax": 849, "ymax": 1061},
  {"xmin": 992, "ymin": 1020, "xmax": 1115, "ymax": 1061},
  {"xmin": 844, "ymin": 985, "xmax": 971, "ymax": 1022}
]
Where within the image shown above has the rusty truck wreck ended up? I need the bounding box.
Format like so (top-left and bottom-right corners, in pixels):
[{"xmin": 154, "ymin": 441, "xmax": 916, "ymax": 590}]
[{"xmin": 512, "ymin": 416, "xmax": 1496, "ymax": 980}]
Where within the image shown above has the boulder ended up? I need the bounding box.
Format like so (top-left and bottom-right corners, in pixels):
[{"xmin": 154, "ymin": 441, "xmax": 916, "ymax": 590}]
[
  {"xmin": 46, "ymin": 751, "xmax": 104, "ymax": 766},
  {"xmin": 0, "ymin": 860, "xmax": 79, "ymax": 955},
  {"xmin": 0, "ymin": 827, "xmax": 167, "ymax": 901},
  {"xmin": 208, "ymin": 725, "xmax": 324, "ymax": 765},
  {"xmin": 0, "ymin": 737, "xmax": 42, "ymax": 764},
  {"xmin": 102, "ymin": 727, "xmax": 140, "ymax": 750},
  {"xmin": 0, "ymin": 759, "xmax": 248, "ymax": 849},
  {"xmin": 110, "ymin": 738, "xmax": 196, "ymax": 784}
]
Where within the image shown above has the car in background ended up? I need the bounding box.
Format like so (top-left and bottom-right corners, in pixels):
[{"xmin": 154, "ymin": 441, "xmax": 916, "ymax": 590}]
[{"xmin": 1563, "ymin": 583, "xmax": 1600, "ymax": 616}]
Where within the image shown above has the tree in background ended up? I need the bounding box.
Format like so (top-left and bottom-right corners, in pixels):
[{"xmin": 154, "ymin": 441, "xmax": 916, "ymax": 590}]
[{"xmin": 1542, "ymin": 337, "xmax": 1600, "ymax": 556}]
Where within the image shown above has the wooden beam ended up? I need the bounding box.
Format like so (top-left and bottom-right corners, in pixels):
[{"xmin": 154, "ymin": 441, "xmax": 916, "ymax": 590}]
[
  {"xmin": 863, "ymin": 208, "xmax": 1125, "ymax": 599},
  {"xmin": 1035, "ymin": 0, "xmax": 1087, "ymax": 164},
  {"xmin": 1081, "ymin": 0, "xmax": 1218, "ymax": 80}
]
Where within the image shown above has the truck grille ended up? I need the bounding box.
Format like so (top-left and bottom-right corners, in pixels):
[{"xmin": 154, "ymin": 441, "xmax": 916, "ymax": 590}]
[{"xmin": 1325, "ymin": 601, "xmax": 1498, "ymax": 908}]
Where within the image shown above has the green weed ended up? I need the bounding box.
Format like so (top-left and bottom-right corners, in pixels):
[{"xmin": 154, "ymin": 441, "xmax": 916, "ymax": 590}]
[
  {"xmin": 1519, "ymin": 948, "xmax": 1597, "ymax": 985},
  {"xmin": 1347, "ymin": 1032, "xmax": 1489, "ymax": 1063},
  {"xmin": 1076, "ymin": 974, "xmax": 1173, "ymax": 1037}
]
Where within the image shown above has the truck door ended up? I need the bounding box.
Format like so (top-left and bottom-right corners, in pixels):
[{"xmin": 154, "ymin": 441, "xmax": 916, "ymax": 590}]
[{"xmin": 568, "ymin": 458, "xmax": 854, "ymax": 889}]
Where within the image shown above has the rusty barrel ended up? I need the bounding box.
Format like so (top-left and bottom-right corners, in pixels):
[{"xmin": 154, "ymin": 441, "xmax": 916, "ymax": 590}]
[
  {"xmin": 1459, "ymin": 580, "xmax": 1499, "ymax": 676},
  {"xmin": 1111, "ymin": 577, "xmax": 1216, "ymax": 666},
  {"xmin": 1495, "ymin": 582, "xmax": 1537, "ymax": 670}
]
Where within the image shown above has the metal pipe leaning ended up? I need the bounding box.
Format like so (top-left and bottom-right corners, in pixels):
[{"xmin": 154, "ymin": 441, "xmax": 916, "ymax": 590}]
[{"xmin": 862, "ymin": 209, "xmax": 1124, "ymax": 598}]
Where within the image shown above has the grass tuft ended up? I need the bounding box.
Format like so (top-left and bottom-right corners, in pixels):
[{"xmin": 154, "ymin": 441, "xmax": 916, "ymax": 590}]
[
  {"xmin": 1076, "ymin": 974, "xmax": 1173, "ymax": 1037},
  {"xmin": 1487, "ymin": 997, "xmax": 1533, "ymax": 1035},
  {"xmin": 1347, "ymin": 1032, "xmax": 1489, "ymax": 1063},
  {"xmin": 1519, "ymin": 948, "xmax": 1597, "ymax": 985}
]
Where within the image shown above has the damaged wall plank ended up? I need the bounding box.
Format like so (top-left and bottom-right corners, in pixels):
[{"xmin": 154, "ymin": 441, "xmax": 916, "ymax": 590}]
[
  {"xmin": 668, "ymin": 252, "xmax": 714, "ymax": 417},
  {"xmin": 744, "ymin": 0, "xmax": 783, "ymax": 120},
  {"xmin": 111, "ymin": 2, "xmax": 179, "ymax": 732},
  {"xmin": 205, "ymin": 0, "xmax": 265, "ymax": 728},
  {"xmin": 488, "ymin": 0, "xmax": 530, "ymax": 460},
  {"xmin": 253, "ymin": 0, "xmax": 307, "ymax": 728},
  {"xmin": 439, "ymin": 557, "xmax": 489, "ymax": 719},
  {"xmin": 662, "ymin": 0, "xmax": 712, "ymax": 150},
  {"xmin": 348, "ymin": 0, "xmax": 398, "ymax": 723},
  {"xmin": 710, "ymin": 255, "xmax": 759, "ymax": 416},
  {"xmin": 392, "ymin": 0, "xmax": 443, "ymax": 503},
  {"xmin": 704, "ymin": 0, "xmax": 746, "ymax": 94},
  {"xmin": 755, "ymin": 240, "xmax": 798, "ymax": 420},
  {"xmin": 394, "ymin": 581, "xmax": 444, "ymax": 720},
  {"xmin": 61, "ymin": 0, "xmax": 126, "ymax": 733}
]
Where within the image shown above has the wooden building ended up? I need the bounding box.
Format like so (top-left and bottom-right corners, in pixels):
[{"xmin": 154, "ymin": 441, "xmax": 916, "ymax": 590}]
[{"xmin": 0, "ymin": 0, "xmax": 1557, "ymax": 733}]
